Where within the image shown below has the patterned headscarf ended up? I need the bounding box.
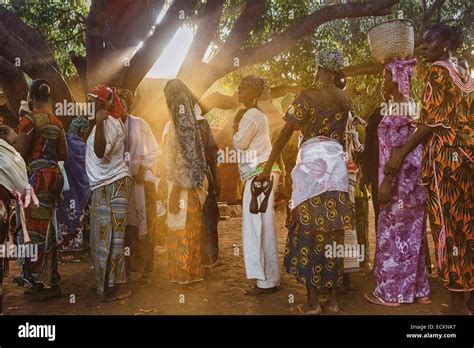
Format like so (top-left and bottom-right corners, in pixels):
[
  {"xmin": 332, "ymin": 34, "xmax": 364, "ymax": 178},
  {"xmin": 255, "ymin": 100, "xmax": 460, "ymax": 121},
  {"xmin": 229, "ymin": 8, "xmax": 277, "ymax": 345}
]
[
  {"xmin": 315, "ymin": 48, "xmax": 346, "ymax": 72},
  {"xmin": 68, "ymin": 117, "xmax": 90, "ymax": 136},
  {"xmin": 385, "ymin": 59, "xmax": 417, "ymax": 97},
  {"xmin": 164, "ymin": 79, "xmax": 207, "ymax": 188},
  {"xmin": 116, "ymin": 88, "xmax": 134, "ymax": 112},
  {"xmin": 87, "ymin": 84, "xmax": 126, "ymax": 119}
]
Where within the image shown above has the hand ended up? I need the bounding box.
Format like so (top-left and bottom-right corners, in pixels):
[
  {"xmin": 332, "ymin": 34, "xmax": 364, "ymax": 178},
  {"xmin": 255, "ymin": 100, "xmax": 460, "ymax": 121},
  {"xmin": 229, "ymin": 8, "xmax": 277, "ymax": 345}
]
[
  {"xmin": 95, "ymin": 109, "xmax": 108, "ymax": 125},
  {"xmin": 378, "ymin": 178, "xmax": 393, "ymax": 203},
  {"xmin": 384, "ymin": 147, "xmax": 404, "ymax": 177},
  {"xmin": 169, "ymin": 186, "xmax": 181, "ymax": 214},
  {"xmin": 255, "ymin": 166, "xmax": 272, "ymax": 183}
]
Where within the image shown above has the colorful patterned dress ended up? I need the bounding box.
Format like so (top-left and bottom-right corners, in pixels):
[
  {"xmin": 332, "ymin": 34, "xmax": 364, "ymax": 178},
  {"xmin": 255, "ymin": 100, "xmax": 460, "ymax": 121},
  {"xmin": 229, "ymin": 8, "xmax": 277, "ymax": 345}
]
[
  {"xmin": 374, "ymin": 113, "xmax": 430, "ymax": 303},
  {"xmin": 418, "ymin": 62, "xmax": 473, "ymax": 291},
  {"xmin": 283, "ymin": 89, "xmax": 355, "ymax": 289},
  {"xmin": 167, "ymin": 190, "xmax": 204, "ymax": 284},
  {"xmin": 56, "ymin": 132, "xmax": 89, "ymax": 252},
  {"xmin": 18, "ymin": 110, "xmax": 65, "ymax": 287}
]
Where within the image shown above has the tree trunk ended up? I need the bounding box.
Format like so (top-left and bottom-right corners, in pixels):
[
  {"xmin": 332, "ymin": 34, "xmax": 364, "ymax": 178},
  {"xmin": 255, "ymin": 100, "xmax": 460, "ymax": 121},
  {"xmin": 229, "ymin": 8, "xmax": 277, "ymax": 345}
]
[
  {"xmin": 0, "ymin": 56, "xmax": 28, "ymax": 125},
  {"xmin": 0, "ymin": 24, "xmax": 74, "ymax": 105}
]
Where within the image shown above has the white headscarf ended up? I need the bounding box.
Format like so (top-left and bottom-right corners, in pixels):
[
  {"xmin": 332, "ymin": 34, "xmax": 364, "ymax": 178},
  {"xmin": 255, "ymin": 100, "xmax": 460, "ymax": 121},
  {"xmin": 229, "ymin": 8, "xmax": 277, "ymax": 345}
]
[{"xmin": 0, "ymin": 139, "xmax": 28, "ymax": 193}]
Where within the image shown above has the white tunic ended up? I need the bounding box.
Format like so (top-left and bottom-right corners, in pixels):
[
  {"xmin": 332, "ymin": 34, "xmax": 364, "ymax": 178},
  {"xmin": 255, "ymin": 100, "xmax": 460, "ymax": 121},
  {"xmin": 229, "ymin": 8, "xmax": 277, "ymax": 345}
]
[
  {"xmin": 233, "ymin": 108, "xmax": 272, "ymax": 180},
  {"xmin": 85, "ymin": 116, "xmax": 130, "ymax": 191}
]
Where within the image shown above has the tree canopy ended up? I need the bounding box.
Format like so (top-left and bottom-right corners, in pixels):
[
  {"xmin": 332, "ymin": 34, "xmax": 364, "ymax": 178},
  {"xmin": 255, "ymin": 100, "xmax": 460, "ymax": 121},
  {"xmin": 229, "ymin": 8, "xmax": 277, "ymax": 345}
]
[{"xmin": 0, "ymin": 0, "xmax": 472, "ymax": 127}]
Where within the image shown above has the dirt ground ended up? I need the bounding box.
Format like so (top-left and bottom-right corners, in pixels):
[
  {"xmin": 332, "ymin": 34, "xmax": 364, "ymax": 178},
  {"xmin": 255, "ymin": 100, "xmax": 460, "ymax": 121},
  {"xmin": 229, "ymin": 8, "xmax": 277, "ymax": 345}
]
[{"xmin": 2, "ymin": 202, "xmax": 450, "ymax": 315}]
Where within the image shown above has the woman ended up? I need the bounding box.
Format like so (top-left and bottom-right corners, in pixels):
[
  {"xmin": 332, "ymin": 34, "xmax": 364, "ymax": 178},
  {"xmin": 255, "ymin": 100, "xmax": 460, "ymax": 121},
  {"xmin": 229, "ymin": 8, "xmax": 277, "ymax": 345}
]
[
  {"xmin": 117, "ymin": 88, "xmax": 160, "ymax": 285},
  {"xmin": 365, "ymin": 60, "xmax": 431, "ymax": 307},
  {"xmin": 233, "ymin": 75, "xmax": 281, "ymax": 295},
  {"xmin": 385, "ymin": 24, "xmax": 473, "ymax": 314},
  {"xmin": 86, "ymin": 85, "xmax": 131, "ymax": 301},
  {"xmin": 258, "ymin": 49, "xmax": 354, "ymax": 314},
  {"xmin": 15, "ymin": 79, "xmax": 68, "ymax": 301},
  {"xmin": 163, "ymin": 79, "xmax": 208, "ymax": 286},
  {"xmin": 194, "ymin": 102, "xmax": 221, "ymax": 270},
  {"xmin": 56, "ymin": 117, "xmax": 90, "ymax": 260}
]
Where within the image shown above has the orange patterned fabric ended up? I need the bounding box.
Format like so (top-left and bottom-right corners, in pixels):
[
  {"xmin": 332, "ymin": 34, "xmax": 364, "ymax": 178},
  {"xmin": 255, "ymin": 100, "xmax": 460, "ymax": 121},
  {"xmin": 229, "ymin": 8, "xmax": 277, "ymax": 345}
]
[
  {"xmin": 418, "ymin": 62, "xmax": 473, "ymax": 291},
  {"xmin": 167, "ymin": 190, "xmax": 203, "ymax": 284}
]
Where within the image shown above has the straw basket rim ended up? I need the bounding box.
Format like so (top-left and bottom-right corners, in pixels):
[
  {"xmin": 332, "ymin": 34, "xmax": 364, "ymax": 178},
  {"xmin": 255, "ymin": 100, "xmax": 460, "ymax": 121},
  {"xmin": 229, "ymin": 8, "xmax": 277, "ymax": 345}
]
[{"xmin": 367, "ymin": 18, "xmax": 414, "ymax": 34}]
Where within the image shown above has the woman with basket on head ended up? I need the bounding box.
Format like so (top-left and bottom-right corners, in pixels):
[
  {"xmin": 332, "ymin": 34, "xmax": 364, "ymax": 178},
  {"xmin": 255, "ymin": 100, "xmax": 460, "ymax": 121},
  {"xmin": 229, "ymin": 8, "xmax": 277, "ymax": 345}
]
[
  {"xmin": 384, "ymin": 24, "xmax": 473, "ymax": 315},
  {"xmin": 364, "ymin": 60, "xmax": 431, "ymax": 307},
  {"xmin": 257, "ymin": 49, "xmax": 355, "ymax": 314},
  {"xmin": 363, "ymin": 18, "xmax": 432, "ymax": 307}
]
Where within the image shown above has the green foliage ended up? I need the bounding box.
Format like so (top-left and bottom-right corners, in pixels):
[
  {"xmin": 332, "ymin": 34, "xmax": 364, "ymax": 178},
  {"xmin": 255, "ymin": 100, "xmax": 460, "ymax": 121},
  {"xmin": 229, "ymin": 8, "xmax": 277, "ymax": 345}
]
[
  {"xmin": 218, "ymin": 0, "xmax": 473, "ymax": 119},
  {"xmin": 5, "ymin": 0, "xmax": 88, "ymax": 77},
  {"xmin": 5, "ymin": 0, "xmax": 473, "ymax": 118}
]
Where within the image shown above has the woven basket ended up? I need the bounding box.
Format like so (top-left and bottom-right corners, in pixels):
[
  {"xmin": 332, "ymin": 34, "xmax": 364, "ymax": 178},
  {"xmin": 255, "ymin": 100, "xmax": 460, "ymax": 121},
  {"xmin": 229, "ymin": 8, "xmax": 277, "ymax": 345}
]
[{"xmin": 367, "ymin": 19, "xmax": 414, "ymax": 64}]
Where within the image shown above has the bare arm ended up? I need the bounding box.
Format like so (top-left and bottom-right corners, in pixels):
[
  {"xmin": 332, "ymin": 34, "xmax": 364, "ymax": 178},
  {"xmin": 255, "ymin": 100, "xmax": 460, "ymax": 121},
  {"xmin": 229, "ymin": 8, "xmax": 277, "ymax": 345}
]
[
  {"xmin": 258, "ymin": 123, "xmax": 294, "ymax": 179},
  {"xmin": 93, "ymin": 110, "xmax": 108, "ymax": 158},
  {"xmin": 14, "ymin": 133, "xmax": 32, "ymax": 158},
  {"xmin": 384, "ymin": 124, "xmax": 435, "ymax": 176},
  {"xmin": 209, "ymin": 163, "xmax": 220, "ymax": 197},
  {"xmin": 57, "ymin": 130, "xmax": 68, "ymax": 162}
]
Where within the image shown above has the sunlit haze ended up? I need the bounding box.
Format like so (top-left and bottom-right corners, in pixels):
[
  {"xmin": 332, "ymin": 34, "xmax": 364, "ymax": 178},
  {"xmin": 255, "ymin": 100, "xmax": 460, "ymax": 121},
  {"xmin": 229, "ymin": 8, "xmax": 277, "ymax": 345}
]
[{"xmin": 145, "ymin": 26, "xmax": 195, "ymax": 79}]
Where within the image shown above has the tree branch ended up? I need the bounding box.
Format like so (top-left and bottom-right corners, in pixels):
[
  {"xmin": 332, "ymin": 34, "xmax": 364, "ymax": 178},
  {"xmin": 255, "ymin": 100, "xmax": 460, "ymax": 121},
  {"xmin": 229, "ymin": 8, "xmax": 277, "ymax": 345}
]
[
  {"xmin": 69, "ymin": 50, "xmax": 87, "ymax": 92},
  {"xmin": 0, "ymin": 24, "xmax": 74, "ymax": 104},
  {"xmin": 121, "ymin": 0, "xmax": 199, "ymax": 92},
  {"xmin": 239, "ymin": 0, "xmax": 399, "ymax": 68},
  {"xmin": 423, "ymin": 0, "xmax": 446, "ymax": 21},
  {"xmin": 85, "ymin": 0, "xmax": 106, "ymax": 89},
  {"xmin": 0, "ymin": 56, "xmax": 28, "ymax": 125},
  {"xmin": 0, "ymin": 5, "xmax": 60, "ymax": 71},
  {"xmin": 209, "ymin": 0, "xmax": 266, "ymax": 76},
  {"xmin": 179, "ymin": 0, "xmax": 225, "ymax": 79},
  {"xmin": 343, "ymin": 62, "xmax": 384, "ymax": 76}
]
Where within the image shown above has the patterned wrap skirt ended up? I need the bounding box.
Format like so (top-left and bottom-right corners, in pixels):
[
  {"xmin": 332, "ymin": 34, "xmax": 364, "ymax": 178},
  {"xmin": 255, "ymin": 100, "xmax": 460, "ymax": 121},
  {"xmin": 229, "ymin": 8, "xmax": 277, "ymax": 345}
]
[
  {"xmin": 90, "ymin": 176, "xmax": 131, "ymax": 296},
  {"xmin": 20, "ymin": 165, "xmax": 63, "ymax": 287},
  {"xmin": 167, "ymin": 189, "xmax": 203, "ymax": 284},
  {"xmin": 283, "ymin": 191, "xmax": 354, "ymax": 289}
]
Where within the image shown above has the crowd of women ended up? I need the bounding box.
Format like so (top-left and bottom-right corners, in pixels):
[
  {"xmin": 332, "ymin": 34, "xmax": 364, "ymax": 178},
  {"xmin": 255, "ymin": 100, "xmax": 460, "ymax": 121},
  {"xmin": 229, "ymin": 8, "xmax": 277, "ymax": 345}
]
[{"xmin": 0, "ymin": 22, "xmax": 472, "ymax": 314}]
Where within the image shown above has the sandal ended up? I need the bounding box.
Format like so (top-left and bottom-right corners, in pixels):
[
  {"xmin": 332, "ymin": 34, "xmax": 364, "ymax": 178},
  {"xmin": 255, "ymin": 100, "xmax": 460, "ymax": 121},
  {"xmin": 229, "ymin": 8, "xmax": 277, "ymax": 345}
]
[
  {"xmin": 290, "ymin": 303, "xmax": 323, "ymax": 315},
  {"xmin": 249, "ymin": 178, "xmax": 265, "ymax": 214},
  {"xmin": 258, "ymin": 177, "xmax": 274, "ymax": 213},
  {"xmin": 364, "ymin": 291, "xmax": 400, "ymax": 307},
  {"xmin": 415, "ymin": 296, "xmax": 432, "ymax": 305},
  {"xmin": 242, "ymin": 285, "xmax": 278, "ymax": 295}
]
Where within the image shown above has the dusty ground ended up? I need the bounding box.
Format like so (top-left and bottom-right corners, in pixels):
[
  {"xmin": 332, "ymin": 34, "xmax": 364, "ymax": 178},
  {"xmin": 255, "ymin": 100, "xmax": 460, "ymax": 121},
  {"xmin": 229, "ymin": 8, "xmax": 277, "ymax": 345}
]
[{"xmin": 2, "ymin": 203, "xmax": 450, "ymax": 315}]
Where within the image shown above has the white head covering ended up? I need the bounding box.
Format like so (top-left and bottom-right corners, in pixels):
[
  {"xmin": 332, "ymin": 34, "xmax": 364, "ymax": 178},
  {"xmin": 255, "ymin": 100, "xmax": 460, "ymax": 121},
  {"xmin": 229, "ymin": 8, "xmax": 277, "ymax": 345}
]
[{"xmin": 19, "ymin": 100, "xmax": 30, "ymax": 115}]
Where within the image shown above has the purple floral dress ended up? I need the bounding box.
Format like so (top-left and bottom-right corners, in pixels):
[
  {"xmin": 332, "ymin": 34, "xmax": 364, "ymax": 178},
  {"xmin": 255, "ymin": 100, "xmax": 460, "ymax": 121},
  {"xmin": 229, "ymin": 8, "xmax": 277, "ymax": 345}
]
[{"xmin": 374, "ymin": 114, "xmax": 430, "ymax": 303}]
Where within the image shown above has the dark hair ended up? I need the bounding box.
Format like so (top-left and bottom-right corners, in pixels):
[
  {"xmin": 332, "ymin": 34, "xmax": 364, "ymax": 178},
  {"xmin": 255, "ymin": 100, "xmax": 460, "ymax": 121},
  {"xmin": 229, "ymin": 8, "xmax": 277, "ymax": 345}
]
[
  {"xmin": 240, "ymin": 75, "xmax": 265, "ymax": 99},
  {"xmin": 429, "ymin": 24, "xmax": 464, "ymax": 52},
  {"xmin": 30, "ymin": 78, "xmax": 51, "ymax": 103},
  {"xmin": 334, "ymin": 70, "xmax": 346, "ymax": 89}
]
